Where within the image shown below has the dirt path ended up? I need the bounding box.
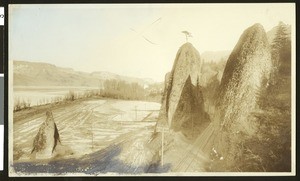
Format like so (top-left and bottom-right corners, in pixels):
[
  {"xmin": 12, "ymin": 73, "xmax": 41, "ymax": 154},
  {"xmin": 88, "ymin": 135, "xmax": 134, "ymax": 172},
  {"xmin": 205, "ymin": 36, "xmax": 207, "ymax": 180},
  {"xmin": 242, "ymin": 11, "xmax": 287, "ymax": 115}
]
[{"xmin": 172, "ymin": 123, "xmax": 214, "ymax": 172}]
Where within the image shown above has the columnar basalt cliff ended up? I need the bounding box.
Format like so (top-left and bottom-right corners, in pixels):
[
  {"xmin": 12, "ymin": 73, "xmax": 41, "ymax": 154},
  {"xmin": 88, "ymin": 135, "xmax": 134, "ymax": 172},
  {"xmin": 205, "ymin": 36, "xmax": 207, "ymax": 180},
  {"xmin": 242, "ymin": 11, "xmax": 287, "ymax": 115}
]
[
  {"xmin": 159, "ymin": 43, "xmax": 210, "ymax": 137},
  {"xmin": 214, "ymin": 23, "xmax": 272, "ymax": 164}
]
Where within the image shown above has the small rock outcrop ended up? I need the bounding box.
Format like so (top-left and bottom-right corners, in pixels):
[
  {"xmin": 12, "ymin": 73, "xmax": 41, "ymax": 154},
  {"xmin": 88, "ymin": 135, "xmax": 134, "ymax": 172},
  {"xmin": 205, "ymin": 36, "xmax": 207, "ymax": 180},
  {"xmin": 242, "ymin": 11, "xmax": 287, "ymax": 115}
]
[
  {"xmin": 31, "ymin": 111, "xmax": 61, "ymax": 159},
  {"xmin": 159, "ymin": 43, "xmax": 210, "ymax": 137}
]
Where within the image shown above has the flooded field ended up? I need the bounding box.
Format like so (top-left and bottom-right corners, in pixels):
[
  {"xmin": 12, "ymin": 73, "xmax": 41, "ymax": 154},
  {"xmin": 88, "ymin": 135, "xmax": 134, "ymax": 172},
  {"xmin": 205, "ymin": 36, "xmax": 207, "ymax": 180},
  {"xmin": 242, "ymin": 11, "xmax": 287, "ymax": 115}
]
[{"xmin": 13, "ymin": 86, "xmax": 100, "ymax": 106}]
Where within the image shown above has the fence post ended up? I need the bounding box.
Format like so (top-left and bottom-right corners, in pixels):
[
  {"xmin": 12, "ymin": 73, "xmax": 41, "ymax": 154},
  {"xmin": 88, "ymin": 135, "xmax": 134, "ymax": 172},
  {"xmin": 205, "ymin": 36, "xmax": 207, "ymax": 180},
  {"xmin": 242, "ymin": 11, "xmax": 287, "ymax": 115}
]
[{"xmin": 161, "ymin": 127, "xmax": 164, "ymax": 166}]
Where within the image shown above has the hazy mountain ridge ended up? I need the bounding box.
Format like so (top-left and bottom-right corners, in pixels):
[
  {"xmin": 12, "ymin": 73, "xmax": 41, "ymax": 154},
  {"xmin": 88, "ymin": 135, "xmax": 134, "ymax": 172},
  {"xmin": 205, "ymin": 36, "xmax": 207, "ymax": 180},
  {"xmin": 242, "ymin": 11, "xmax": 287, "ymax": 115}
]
[
  {"xmin": 13, "ymin": 61, "xmax": 155, "ymax": 87},
  {"xmin": 201, "ymin": 50, "xmax": 231, "ymax": 62}
]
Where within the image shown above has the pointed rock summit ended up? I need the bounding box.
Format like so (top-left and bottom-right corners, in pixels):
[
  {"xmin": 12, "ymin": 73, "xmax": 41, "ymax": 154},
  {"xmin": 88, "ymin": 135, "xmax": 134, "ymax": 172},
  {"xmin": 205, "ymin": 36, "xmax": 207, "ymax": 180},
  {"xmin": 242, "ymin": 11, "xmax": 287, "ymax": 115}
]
[
  {"xmin": 31, "ymin": 111, "xmax": 61, "ymax": 159},
  {"xmin": 214, "ymin": 23, "xmax": 272, "ymax": 162},
  {"xmin": 159, "ymin": 43, "xmax": 210, "ymax": 137}
]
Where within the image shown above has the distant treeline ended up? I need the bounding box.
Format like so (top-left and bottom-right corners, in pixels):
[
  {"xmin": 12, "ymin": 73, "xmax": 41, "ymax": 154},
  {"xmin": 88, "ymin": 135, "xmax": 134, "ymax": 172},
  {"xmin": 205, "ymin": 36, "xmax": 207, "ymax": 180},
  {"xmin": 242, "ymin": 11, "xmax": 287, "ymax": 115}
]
[
  {"xmin": 14, "ymin": 79, "xmax": 163, "ymax": 112},
  {"xmin": 100, "ymin": 79, "xmax": 145, "ymax": 100},
  {"xmin": 100, "ymin": 79, "xmax": 163, "ymax": 101}
]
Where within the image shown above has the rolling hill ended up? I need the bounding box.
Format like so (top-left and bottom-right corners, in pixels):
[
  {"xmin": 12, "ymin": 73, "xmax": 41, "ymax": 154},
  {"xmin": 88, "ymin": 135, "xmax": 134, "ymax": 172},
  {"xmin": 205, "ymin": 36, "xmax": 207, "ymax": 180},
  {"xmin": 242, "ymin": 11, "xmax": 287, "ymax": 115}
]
[{"xmin": 13, "ymin": 61, "xmax": 155, "ymax": 87}]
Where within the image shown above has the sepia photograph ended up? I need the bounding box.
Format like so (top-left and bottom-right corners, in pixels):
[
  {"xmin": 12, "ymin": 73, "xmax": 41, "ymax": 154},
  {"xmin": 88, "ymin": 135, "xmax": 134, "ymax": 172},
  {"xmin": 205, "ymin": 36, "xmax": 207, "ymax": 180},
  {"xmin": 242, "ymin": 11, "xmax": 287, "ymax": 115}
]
[{"xmin": 8, "ymin": 3, "xmax": 295, "ymax": 176}]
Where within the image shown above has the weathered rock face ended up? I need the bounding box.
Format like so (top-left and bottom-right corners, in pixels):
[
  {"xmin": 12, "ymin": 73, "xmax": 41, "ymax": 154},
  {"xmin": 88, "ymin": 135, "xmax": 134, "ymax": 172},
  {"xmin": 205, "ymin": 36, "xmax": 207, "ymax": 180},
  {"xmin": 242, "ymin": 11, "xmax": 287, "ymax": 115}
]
[
  {"xmin": 214, "ymin": 23, "xmax": 272, "ymax": 162},
  {"xmin": 217, "ymin": 23, "xmax": 272, "ymax": 130},
  {"xmin": 172, "ymin": 76, "xmax": 210, "ymax": 137},
  {"xmin": 31, "ymin": 111, "xmax": 61, "ymax": 159},
  {"xmin": 164, "ymin": 72, "xmax": 171, "ymax": 91},
  {"xmin": 159, "ymin": 43, "xmax": 209, "ymax": 136},
  {"xmin": 159, "ymin": 72, "xmax": 171, "ymax": 121}
]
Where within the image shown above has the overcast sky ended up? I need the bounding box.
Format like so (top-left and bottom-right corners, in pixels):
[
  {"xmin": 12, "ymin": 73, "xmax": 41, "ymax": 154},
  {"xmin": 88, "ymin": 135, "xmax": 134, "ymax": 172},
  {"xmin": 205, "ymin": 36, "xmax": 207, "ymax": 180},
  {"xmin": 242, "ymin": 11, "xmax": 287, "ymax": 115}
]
[{"xmin": 9, "ymin": 3, "xmax": 295, "ymax": 82}]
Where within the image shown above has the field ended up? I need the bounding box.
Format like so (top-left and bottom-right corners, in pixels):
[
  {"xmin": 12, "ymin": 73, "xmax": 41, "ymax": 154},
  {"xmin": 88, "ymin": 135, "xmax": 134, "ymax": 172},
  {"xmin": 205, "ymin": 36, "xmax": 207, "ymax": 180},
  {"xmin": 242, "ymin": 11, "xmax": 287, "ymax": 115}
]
[{"xmin": 12, "ymin": 98, "xmax": 163, "ymax": 175}]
